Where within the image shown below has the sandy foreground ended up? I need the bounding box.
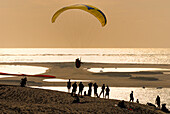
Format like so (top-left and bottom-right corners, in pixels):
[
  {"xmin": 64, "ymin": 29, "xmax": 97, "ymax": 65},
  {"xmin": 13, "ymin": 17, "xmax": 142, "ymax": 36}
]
[
  {"xmin": 0, "ymin": 85, "xmax": 165, "ymax": 114},
  {"xmin": 0, "ymin": 63, "xmax": 169, "ymax": 113},
  {"xmin": 0, "ymin": 62, "xmax": 170, "ymax": 87}
]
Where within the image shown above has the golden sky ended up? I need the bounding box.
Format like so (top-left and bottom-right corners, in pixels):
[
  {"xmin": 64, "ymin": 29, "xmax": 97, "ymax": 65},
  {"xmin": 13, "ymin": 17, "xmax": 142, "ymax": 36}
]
[{"xmin": 0, "ymin": 0, "xmax": 170, "ymax": 48}]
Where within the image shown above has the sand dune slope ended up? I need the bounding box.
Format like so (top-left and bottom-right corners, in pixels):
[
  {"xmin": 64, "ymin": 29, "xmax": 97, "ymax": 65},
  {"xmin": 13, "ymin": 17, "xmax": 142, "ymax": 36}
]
[{"xmin": 0, "ymin": 85, "xmax": 165, "ymax": 113}]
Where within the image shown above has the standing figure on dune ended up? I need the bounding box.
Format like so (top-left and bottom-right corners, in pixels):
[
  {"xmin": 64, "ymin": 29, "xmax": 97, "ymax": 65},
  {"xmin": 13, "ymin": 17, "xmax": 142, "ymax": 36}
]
[
  {"xmin": 78, "ymin": 82, "xmax": 84, "ymax": 97},
  {"xmin": 129, "ymin": 91, "xmax": 134, "ymax": 102},
  {"xmin": 93, "ymin": 83, "xmax": 98, "ymax": 97},
  {"xmin": 20, "ymin": 77, "xmax": 27, "ymax": 87},
  {"xmin": 136, "ymin": 99, "xmax": 139, "ymax": 103},
  {"xmin": 99, "ymin": 84, "xmax": 105, "ymax": 98},
  {"xmin": 161, "ymin": 104, "xmax": 170, "ymax": 113},
  {"xmin": 88, "ymin": 82, "xmax": 93, "ymax": 96},
  {"xmin": 155, "ymin": 95, "xmax": 160, "ymax": 108},
  {"xmin": 67, "ymin": 79, "xmax": 71, "ymax": 93},
  {"xmin": 105, "ymin": 85, "xmax": 110, "ymax": 99},
  {"xmin": 72, "ymin": 82, "xmax": 77, "ymax": 96}
]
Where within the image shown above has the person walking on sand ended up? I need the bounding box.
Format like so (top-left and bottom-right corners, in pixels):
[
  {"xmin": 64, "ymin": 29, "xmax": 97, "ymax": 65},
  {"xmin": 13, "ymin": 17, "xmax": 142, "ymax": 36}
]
[
  {"xmin": 105, "ymin": 85, "xmax": 110, "ymax": 99},
  {"xmin": 67, "ymin": 79, "xmax": 71, "ymax": 93},
  {"xmin": 99, "ymin": 84, "xmax": 105, "ymax": 98},
  {"xmin": 88, "ymin": 82, "xmax": 93, "ymax": 96},
  {"xmin": 93, "ymin": 83, "xmax": 98, "ymax": 97},
  {"xmin": 155, "ymin": 95, "xmax": 160, "ymax": 108},
  {"xmin": 72, "ymin": 82, "xmax": 77, "ymax": 96},
  {"xmin": 129, "ymin": 91, "xmax": 134, "ymax": 102},
  {"xmin": 78, "ymin": 82, "xmax": 84, "ymax": 97}
]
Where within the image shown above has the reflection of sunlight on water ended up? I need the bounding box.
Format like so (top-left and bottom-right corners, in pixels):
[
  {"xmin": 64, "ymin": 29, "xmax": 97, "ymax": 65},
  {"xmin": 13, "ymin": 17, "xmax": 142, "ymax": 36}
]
[
  {"xmin": 30, "ymin": 86, "xmax": 170, "ymax": 109},
  {"xmin": 87, "ymin": 68, "xmax": 170, "ymax": 73},
  {"xmin": 43, "ymin": 79, "xmax": 92, "ymax": 82},
  {"xmin": 0, "ymin": 65, "xmax": 48, "ymax": 75},
  {"xmin": 163, "ymin": 72, "xmax": 170, "ymax": 74}
]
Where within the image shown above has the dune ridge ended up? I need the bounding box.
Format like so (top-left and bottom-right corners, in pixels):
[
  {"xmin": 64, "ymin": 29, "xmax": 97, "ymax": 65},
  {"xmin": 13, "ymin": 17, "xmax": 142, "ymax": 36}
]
[{"xmin": 0, "ymin": 85, "xmax": 165, "ymax": 113}]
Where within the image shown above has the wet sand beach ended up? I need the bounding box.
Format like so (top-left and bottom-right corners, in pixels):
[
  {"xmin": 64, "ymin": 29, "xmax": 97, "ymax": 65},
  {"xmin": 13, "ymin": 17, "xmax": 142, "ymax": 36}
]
[{"xmin": 0, "ymin": 62, "xmax": 170, "ymax": 87}]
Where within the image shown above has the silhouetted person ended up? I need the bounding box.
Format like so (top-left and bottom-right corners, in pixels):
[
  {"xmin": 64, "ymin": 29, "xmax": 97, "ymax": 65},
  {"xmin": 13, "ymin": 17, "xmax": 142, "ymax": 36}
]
[
  {"xmin": 75, "ymin": 58, "xmax": 81, "ymax": 68},
  {"xmin": 20, "ymin": 78, "xmax": 24, "ymax": 87},
  {"xmin": 155, "ymin": 95, "xmax": 160, "ymax": 108},
  {"xmin": 78, "ymin": 82, "xmax": 84, "ymax": 97},
  {"xmin": 84, "ymin": 91, "xmax": 87, "ymax": 96},
  {"xmin": 136, "ymin": 99, "xmax": 139, "ymax": 103},
  {"xmin": 118, "ymin": 100, "xmax": 126, "ymax": 108},
  {"xmin": 72, "ymin": 82, "xmax": 77, "ymax": 96},
  {"xmin": 161, "ymin": 104, "xmax": 170, "ymax": 113},
  {"xmin": 88, "ymin": 82, "xmax": 93, "ymax": 96},
  {"xmin": 67, "ymin": 79, "xmax": 71, "ymax": 93},
  {"xmin": 20, "ymin": 77, "xmax": 27, "ymax": 87},
  {"xmin": 72, "ymin": 94, "xmax": 80, "ymax": 103},
  {"xmin": 147, "ymin": 102, "xmax": 156, "ymax": 107},
  {"xmin": 93, "ymin": 83, "xmax": 98, "ymax": 97},
  {"xmin": 105, "ymin": 85, "xmax": 110, "ymax": 99},
  {"xmin": 99, "ymin": 84, "xmax": 105, "ymax": 98},
  {"xmin": 130, "ymin": 91, "xmax": 134, "ymax": 102}
]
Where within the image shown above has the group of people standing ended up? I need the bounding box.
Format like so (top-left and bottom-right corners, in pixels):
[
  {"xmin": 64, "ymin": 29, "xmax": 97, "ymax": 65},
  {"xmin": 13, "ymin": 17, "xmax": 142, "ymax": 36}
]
[
  {"xmin": 155, "ymin": 95, "xmax": 169, "ymax": 113},
  {"xmin": 68, "ymin": 81, "xmax": 169, "ymax": 113},
  {"xmin": 129, "ymin": 91, "xmax": 169, "ymax": 113},
  {"xmin": 67, "ymin": 79, "xmax": 110, "ymax": 98}
]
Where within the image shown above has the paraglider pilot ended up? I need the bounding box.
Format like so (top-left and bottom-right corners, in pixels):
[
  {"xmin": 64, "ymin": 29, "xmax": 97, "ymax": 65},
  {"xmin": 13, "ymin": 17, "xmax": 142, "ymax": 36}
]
[{"xmin": 75, "ymin": 58, "xmax": 81, "ymax": 68}]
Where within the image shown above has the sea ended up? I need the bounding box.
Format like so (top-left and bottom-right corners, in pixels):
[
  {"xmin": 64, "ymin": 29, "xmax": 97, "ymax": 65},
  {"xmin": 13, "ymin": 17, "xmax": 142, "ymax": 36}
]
[
  {"xmin": 0, "ymin": 48, "xmax": 170, "ymax": 64},
  {"xmin": 0, "ymin": 48, "xmax": 170, "ymax": 109}
]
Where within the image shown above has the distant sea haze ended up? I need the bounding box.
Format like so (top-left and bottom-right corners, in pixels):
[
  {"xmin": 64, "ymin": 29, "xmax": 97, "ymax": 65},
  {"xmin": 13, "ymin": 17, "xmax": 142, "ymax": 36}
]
[{"xmin": 0, "ymin": 48, "xmax": 170, "ymax": 64}]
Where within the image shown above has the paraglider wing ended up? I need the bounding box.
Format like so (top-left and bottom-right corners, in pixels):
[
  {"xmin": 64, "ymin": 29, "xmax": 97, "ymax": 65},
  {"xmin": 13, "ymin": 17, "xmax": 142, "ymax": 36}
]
[{"xmin": 51, "ymin": 4, "xmax": 107, "ymax": 27}]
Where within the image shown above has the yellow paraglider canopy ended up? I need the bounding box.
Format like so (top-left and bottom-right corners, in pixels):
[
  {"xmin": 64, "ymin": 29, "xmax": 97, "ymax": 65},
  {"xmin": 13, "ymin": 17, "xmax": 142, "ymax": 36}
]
[{"xmin": 51, "ymin": 4, "xmax": 107, "ymax": 27}]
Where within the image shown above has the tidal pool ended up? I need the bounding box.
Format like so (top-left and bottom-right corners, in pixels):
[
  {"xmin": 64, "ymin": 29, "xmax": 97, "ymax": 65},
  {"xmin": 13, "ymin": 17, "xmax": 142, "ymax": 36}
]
[
  {"xmin": 0, "ymin": 65, "xmax": 48, "ymax": 78},
  {"xmin": 86, "ymin": 68, "xmax": 170, "ymax": 73}
]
